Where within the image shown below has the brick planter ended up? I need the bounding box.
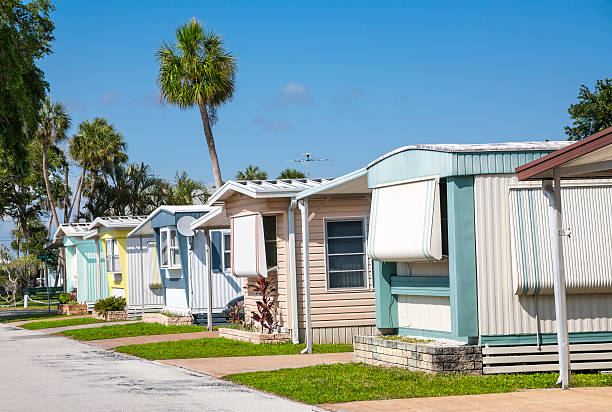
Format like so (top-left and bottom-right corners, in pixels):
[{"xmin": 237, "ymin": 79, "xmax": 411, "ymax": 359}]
[
  {"xmin": 218, "ymin": 327, "xmax": 290, "ymax": 344},
  {"xmin": 354, "ymin": 335, "xmax": 482, "ymax": 374},
  {"xmin": 142, "ymin": 313, "xmax": 192, "ymax": 326},
  {"xmin": 93, "ymin": 310, "xmax": 127, "ymax": 321},
  {"xmin": 57, "ymin": 303, "xmax": 87, "ymax": 316}
]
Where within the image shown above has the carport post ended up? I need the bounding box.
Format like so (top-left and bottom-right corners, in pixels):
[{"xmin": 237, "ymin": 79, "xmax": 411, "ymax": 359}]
[
  {"xmin": 543, "ymin": 177, "xmax": 570, "ymax": 389},
  {"xmin": 140, "ymin": 237, "xmax": 145, "ymax": 319},
  {"xmin": 206, "ymin": 230, "xmax": 214, "ymax": 331}
]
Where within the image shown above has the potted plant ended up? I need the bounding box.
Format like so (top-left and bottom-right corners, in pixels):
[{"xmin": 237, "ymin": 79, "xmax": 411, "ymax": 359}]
[
  {"xmin": 218, "ymin": 276, "xmax": 290, "ymax": 344},
  {"xmin": 57, "ymin": 289, "xmax": 87, "ymax": 315},
  {"xmin": 93, "ymin": 296, "xmax": 127, "ymax": 321}
]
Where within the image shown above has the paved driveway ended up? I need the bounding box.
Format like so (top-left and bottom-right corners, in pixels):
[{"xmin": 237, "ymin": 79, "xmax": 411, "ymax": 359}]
[{"xmin": 0, "ymin": 324, "xmax": 319, "ymax": 412}]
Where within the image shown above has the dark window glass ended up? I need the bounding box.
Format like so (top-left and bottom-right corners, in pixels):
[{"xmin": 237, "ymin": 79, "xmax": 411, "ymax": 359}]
[{"xmin": 263, "ymin": 215, "xmax": 277, "ymax": 268}]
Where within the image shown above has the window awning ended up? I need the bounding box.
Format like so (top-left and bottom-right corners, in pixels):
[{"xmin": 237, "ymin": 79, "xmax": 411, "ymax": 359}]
[
  {"xmin": 231, "ymin": 213, "xmax": 268, "ymax": 277},
  {"xmin": 368, "ymin": 177, "xmax": 442, "ymax": 262}
]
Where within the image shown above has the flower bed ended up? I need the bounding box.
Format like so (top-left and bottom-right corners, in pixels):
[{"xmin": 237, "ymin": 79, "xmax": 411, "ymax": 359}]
[
  {"xmin": 92, "ymin": 310, "xmax": 127, "ymax": 321},
  {"xmin": 142, "ymin": 312, "xmax": 192, "ymax": 326},
  {"xmin": 57, "ymin": 303, "xmax": 88, "ymax": 316},
  {"xmin": 218, "ymin": 327, "xmax": 290, "ymax": 344}
]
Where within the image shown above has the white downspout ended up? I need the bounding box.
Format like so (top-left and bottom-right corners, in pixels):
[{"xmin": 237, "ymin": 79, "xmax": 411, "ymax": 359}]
[
  {"xmin": 543, "ymin": 177, "xmax": 570, "ymax": 389},
  {"xmin": 206, "ymin": 230, "xmax": 214, "ymax": 331},
  {"xmin": 298, "ymin": 199, "xmax": 312, "ymax": 354},
  {"xmin": 288, "ymin": 199, "xmax": 300, "ymax": 344},
  {"xmin": 140, "ymin": 237, "xmax": 145, "ymax": 319}
]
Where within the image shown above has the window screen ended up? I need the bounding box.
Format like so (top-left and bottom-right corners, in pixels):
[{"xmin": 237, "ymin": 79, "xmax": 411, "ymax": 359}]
[
  {"xmin": 263, "ymin": 215, "xmax": 277, "ymax": 268},
  {"xmin": 105, "ymin": 239, "xmax": 121, "ymax": 273},
  {"xmin": 325, "ymin": 219, "xmax": 367, "ymax": 289},
  {"xmin": 223, "ymin": 233, "xmax": 231, "ymax": 270}
]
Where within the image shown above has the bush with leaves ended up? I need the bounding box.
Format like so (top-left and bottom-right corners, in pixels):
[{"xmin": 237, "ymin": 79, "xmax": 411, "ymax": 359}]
[
  {"xmin": 58, "ymin": 288, "xmax": 78, "ymax": 304},
  {"xmin": 246, "ymin": 275, "xmax": 277, "ymax": 334},
  {"xmin": 94, "ymin": 296, "xmax": 126, "ymax": 315}
]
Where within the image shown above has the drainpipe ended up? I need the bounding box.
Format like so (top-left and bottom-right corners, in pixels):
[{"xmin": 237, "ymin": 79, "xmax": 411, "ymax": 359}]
[
  {"xmin": 139, "ymin": 237, "xmax": 145, "ymax": 319},
  {"xmin": 542, "ymin": 177, "xmax": 570, "ymax": 389},
  {"xmin": 298, "ymin": 199, "xmax": 312, "ymax": 354},
  {"xmin": 206, "ymin": 230, "xmax": 214, "ymax": 331},
  {"xmin": 288, "ymin": 198, "xmax": 300, "ymax": 344}
]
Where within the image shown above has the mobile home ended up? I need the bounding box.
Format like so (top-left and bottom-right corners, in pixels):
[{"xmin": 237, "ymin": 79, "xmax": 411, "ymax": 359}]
[
  {"xmin": 128, "ymin": 206, "xmax": 242, "ymax": 323},
  {"xmin": 53, "ymin": 223, "xmax": 109, "ymax": 305},
  {"xmin": 192, "ymin": 178, "xmax": 378, "ymax": 344},
  {"xmin": 366, "ymin": 141, "xmax": 612, "ymax": 372}
]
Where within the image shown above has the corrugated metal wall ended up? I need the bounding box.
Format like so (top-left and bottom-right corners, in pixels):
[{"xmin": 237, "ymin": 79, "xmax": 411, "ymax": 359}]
[
  {"xmin": 398, "ymin": 295, "xmax": 451, "ymax": 332},
  {"xmin": 189, "ymin": 230, "xmax": 243, "ymax": 313},
  {"xmin": 475, "ymin": 175, "xmax": 612, "ymax": 336},
  {"xmin": 126, "ymin": 237, "xmax": 164, "ymax": 309},
  {"xmin": 509, "ymin": 185, "xmax": 612, "ymax": 295}
]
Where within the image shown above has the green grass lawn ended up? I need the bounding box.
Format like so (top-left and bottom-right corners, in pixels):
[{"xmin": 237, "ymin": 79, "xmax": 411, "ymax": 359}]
[
  {"xmin": 115, "ymin": 337, "xmax": 353, "ymax": 360},
  {"xmin": 61, "ymin": 322, "xmax": 206, "ymax": 341},
  {"xmin": 1, "ymin": 313, "xmax": 68, "ymax": 323},
  {"xmin": 225, "ymin": 363, "xmax": 612, "ymax": 404},
  {"xmin": 21, "ymin": 317, "xmax": 105, "ymax": 330}
]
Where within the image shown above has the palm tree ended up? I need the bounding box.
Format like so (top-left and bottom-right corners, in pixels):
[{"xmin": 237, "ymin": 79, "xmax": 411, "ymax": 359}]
[
  {"xmin": 164, "ymin": 171, "xmax": 210, "ymax": 205},
  {"xmin": 36, "ymin": 98, "xmax": 71, "ymax": 230},
  {"xmin": 68, "ymin": 118, "xmax": 126, "ymax": 221},
  {"xmin": 156, "ymin": 18, "xmax": 237, "ymax": 189},
  {"xmin": 277, "ymin": 168, "xmax": 305, "ymax": 179},
  {"xmin": 236, "ymin": 165, "xmax": 267, "ymax": 180}
]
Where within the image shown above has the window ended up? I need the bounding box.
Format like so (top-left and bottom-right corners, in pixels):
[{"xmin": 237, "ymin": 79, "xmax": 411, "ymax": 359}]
[
  {"xmin": 263, "ymin": 215, "xmax": 277, "ymax": 268},
  {"xmin": 325, "ymin": 218, "xmax": 367, "ymax": 289},
  {"xmin": 105, "ymin": 239, "xmax": 121, "ymax": 273},
  {"xmin": 223, "ymin": 232, "xmax": 232, "ymax": 271},
  {"xmin": 160, "ymin": 227, "xmax": 181, "ymax": 269}
]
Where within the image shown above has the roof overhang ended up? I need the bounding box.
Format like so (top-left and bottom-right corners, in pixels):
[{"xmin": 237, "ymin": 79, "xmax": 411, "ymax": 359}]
[
  {"xmin": 87, "ymin": 216, "xmax": 148, "ymax": 231},
  {"xmin": 127, "ymin": 205, "xmax": 214, "ymax": 238},
  {"xmin": 53, "ymin": 223, "xmax": 95, "ymax": 242},
  {"xmin": 517, "ymin": 127, "xmax": 612, "ymax": 180},
  {"xmin": 190, "ymin": 205, "xmax": 230, "ymax": 230},
  {"xmin": 296, "ymin": 168, "xmax": 369, "ymax": 200}
]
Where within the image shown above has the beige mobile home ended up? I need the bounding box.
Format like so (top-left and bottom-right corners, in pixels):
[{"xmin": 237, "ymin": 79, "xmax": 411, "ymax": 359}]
[{"xmin": 191, "ymin": 177, "xmax": 377, "ymax": 344}]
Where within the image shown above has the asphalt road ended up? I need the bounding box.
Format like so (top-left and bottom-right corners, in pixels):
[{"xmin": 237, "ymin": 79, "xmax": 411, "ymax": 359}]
[{"xmin": 0, "ymin": 324, "xmax": 319, "ymax": 412}]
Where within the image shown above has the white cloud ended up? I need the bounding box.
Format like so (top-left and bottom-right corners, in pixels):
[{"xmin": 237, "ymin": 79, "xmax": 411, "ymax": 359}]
[
  {"xmin": 99, "ymin": 91, "xmax": 121, "ymax": 105},
  {"xmin": 274, "ymin": 81, "xmax": 313, "ymax": 107}
]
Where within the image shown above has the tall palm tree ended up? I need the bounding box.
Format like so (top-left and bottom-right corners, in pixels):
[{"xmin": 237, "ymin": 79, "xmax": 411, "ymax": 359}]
[
  {"xmin": 156, "ymin": 18, "xmax": 237, "ymax": 189},
  {"xmin": 36, "ymin": 98, "xmax": 71, "ymax": 230},
  {"xmin": 236, "ymin": 165, "xmax": 267, "ymax": 180},
  {"xmin": 68, "ymin": 118, "xmax": 126, "ymax": 221},
  {"xmin": 163, "ymin": 171, "xmax": 209, "ymax": 205},
  {"xmin": 277, "ymin": 168, "xmax": 305, "ymax": 179}
]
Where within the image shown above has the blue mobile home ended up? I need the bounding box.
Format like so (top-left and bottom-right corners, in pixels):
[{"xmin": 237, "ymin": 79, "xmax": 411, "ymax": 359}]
[
  {"xmin": 53, "ymin": 223, "xmax": 109, "ymax": 304},
  {"xmin": 128, "ymin": 206, "xmax": 242, "ymax": 322}
]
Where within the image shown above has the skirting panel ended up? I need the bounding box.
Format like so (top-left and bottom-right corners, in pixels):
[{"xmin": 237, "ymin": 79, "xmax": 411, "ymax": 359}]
[{"xmin": 299, "ymin": 325, "xmax": 379, "ymax": 344}]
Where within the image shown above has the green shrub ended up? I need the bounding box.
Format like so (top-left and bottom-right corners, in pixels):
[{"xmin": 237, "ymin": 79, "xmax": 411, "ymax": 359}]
[
  {"xmin": 58, "ymin": 293, "xmax": 71, "ymax": 304},
  {"xmin": 94, "ymin": 296, "xmax": 126, "ymax": 315}
]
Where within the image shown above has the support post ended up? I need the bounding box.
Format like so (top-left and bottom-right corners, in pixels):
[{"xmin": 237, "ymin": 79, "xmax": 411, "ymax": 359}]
[
  {"xmin": 139, "ymin": 237, "xmax": 145, "ymax": 319},
  {"xmin": 95, "ymin": 239, "xmax": 102, "ymax": 299},
  {"xmin": 298, "ymin": 199, "xmax": 312, "ymax": 354},
  {"xmin": 206, "ymin": 230, "xmax": 214, "ymax": 331},
  {"xmin": 543, "ymin": 178, "xmax": 570, "ymax": 389}
]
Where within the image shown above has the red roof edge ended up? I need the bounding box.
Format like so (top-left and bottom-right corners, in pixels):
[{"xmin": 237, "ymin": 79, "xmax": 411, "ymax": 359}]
[{"xmin": 516, "ymin": 126, "xmax": 612, "ymax": 180}]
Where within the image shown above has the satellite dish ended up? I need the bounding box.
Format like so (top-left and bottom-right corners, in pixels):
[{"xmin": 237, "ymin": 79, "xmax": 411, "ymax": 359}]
[{"xmin": 176, "ymin": 216, "xmax": 196, "ymax": 237}]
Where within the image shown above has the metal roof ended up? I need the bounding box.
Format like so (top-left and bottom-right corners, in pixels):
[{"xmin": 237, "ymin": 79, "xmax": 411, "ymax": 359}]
[
  {"xmin": 128, "ymin": 205, "xmax": 216, "ymax": 238},
  {"xmin": 207, "ymin": 178, "xmax": 333, "ymax": 204},
  {"xmin": 88, "ymin": 215, "xmax": 148, "ymax": 230},
  {"xmin": 517, "ymin": 127, "xmax": 612, "ymax": 180},
  {"xmin": 190, "ymin": 206, "xmax": 229, "ymax": 230},
  {"xmin": 368, "ymin": 141, "xmax": 573, "ymax": 168},
  {"xmin": 53, "ymin": 223, "xmax": 95, "ymax": 241},
  {"xmin": 296, "ymin": 168, "xmax": 369, "ymax": 200}
]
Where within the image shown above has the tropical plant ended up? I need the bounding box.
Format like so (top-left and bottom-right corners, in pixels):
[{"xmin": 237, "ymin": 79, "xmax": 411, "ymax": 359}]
[
  {"xmin": 162, "ymin": 171, "xmax": 210, "ymax": 205},
  {"xmin": 565, "ymin": 78, "xmax": 612, "ymax": 140},
  {"xmin": 236, "ymin": 165, "xmax": 267, "ymax": 180},
  {"xmin": 58, "ymin": 288, "xmax": 77, "ymax": 304},
  {"xmin": 227, "ymin": 301, "xmax": 245, "ymax": 325},
  {"xmin": 277, "ymin": 168, "xmax": 305, "ymax": 179},
  {"xmin": 35, "ymin": 97, "xmax": 71, "ymax": 229},
  {"xmin": 94, "ymin": 296, "xmax": 126, "ymax": 315},
  {"xmin": 0, "ymin": 247, "xmax": 43, "ymax": 304},
  {"xmin": 156, "ymin": 18, "xmax": 237, "ymax": 189},
  {"xmin": 69, "ymin": 118, "xmax": 127, "ymax": 220},
  {"xmin": 247, "ymin": 275, "xmax": 277, "ymax": 334}
]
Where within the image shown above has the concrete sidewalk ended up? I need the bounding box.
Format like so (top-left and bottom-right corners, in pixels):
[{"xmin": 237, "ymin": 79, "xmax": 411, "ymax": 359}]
[
  {"xmin": 160, "ymin": 352, "xmax": 354, "ymax": 378},
  {"xmin": 322, "ymin": 386, "xmax": 612, "ymax": 412},
  {"xmin": 88, "ymin": 331, "xmax": 219, "ymax": 349},
  {"xmin": 35, "ymin": 320, "xmax": 138, "ymax": 334},
  {"xmin": 9, "ymin": 314, "xmax": 91, "ymax": 326}
]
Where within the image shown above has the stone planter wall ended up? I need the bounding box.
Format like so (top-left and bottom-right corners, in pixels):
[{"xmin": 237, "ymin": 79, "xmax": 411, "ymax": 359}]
[
  {"xmin": 142, "ymin": 313, "xmax": 192, "ymax": 326},
  {"xmin": 354, "ymin": 335, "xmax": 482, "ymax": 374},
  {"xmin": 57, "ymin": 303, "xmax": 87, "ymax": 316},
  {"xmin": 93, "ymin": 310, "xmax": 127, "ymax": 321},
  {"xmin": 218, "ymin": 327, "xmax": 290, "ymax": 344}
]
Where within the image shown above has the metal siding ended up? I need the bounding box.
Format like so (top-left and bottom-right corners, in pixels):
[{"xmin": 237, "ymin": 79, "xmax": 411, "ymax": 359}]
[
  {"xmin": 77, "ymin": 240, "xmax": 109, "ymax": 303},
  {"xmin": 190, "ymin": 230, "xmax": 243, "ymax": 312},
  {"xmin": 475, "ymin": 175, "xmax": 612, "ymax": 336},
  {"xmin": 397, "ymin": 295, "xmax": 451, "ymax": 332},
  {"xmin": 126, "ymin": 237, "xmax": 163, "ymax": 309},
  {"xmin": 367, "ymin": 150, "xmax": 553, "ymax": 188}
]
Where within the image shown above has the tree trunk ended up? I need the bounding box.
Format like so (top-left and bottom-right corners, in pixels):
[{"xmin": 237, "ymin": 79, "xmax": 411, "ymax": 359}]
[
  {"xmin": 198, "ymin": 104, "xmax": 223, "ymax": 189},
  {"xmin": 64, "ymin": 163, "xmax": 69, "ymax": 222},
  {"xmin": 89, "ymin": 172, "xmax": 99, "ymax": 220},
  {"xmin": 42, "ymin": 144, "xmax": 60, "ymax": 232},
  {"xmin": 70, "ymin": 166, "xmax": 87, "ymax": 223}
]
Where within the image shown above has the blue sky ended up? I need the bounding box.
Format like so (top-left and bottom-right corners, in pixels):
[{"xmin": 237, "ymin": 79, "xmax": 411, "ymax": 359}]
[{"xmin": 2, "ymin": 0, "xmax": 611, "ymax": 245}]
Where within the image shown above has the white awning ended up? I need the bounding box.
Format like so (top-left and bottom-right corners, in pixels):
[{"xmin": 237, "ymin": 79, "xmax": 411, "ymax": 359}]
[
  {"xmin": 231, "ymin": 213, "xmax": 267, "ymax": 277},
  {"xmin": 368, "ymin": 177, "xmax": 442, "ymax": 262}
]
